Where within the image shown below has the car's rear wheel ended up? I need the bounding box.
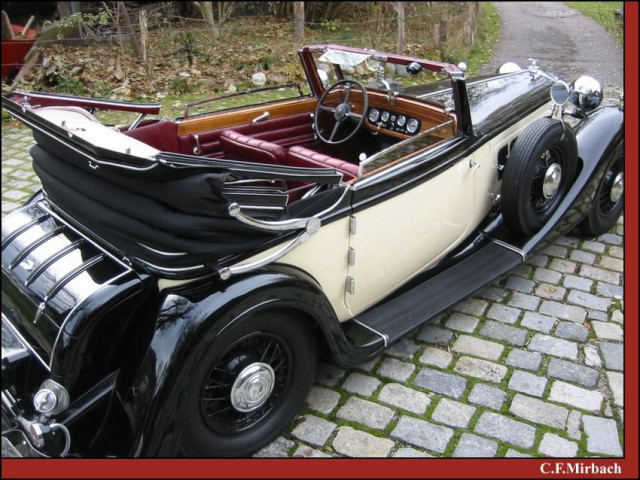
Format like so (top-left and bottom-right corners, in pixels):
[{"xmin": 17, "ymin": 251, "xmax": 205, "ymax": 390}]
[
  {"xmin": 501, "ymin": 118, "xmax": 579, "ymax": 236},
  {"xmin": 578, "ymin": 142, "xmax": 624, "ymax": 237},
  {"xmin": 178, "ymin": 311, "xmax": 317, "ymax": 457}
]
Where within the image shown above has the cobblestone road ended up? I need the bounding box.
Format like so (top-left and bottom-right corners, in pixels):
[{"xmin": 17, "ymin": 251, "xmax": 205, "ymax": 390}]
[{"xmin": 1, "ymin": 116, "xmax": 624, "ymax": 458}]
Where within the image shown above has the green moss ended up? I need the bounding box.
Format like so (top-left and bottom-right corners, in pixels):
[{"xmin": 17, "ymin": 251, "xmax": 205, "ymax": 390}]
[{"xmin": 566, "ymin": 2, "xmax": 624, "ymax": 46}]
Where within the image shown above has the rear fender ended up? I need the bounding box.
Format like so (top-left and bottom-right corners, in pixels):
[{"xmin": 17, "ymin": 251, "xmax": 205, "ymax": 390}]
[{"xmin": 123, "ymin": 268, "xmax": 340, "ymax": 457}]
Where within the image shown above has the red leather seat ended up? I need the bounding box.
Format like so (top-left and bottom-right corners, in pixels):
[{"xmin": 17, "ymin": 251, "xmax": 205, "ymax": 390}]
[
  {"xmin": 287, "ymin": 146, "xmax": 359, "ymax": 181},
  {"xmin": 219, "ymin": 129, "xmax": 287, "ymax": 165}
]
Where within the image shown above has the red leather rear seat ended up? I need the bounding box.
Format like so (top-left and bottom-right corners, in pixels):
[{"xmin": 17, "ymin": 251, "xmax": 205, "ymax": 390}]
[
  {"xmin": 220, "ymin": 129, "xmax": 287, "ymax": 165},
  {"xmin": 123, "ymin": 120, "xmax": 180, "ymax": 153},
  {"xmin": 287, "ymin": 145, "xmax": 359, "ymax": 181}
]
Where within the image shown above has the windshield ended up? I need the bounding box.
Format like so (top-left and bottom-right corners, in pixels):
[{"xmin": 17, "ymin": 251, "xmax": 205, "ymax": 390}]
[{"xmin": 311, "ymin": 49, "xmax": 452, "ymax": 107}]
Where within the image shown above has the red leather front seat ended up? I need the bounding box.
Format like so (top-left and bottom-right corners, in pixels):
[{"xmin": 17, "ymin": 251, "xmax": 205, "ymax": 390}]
[
  {"xmin": 287, "ymin": 146, "xmax": 359, "ymax": 181},
  {"xmin": 219, "ymin": 129, "xmax": 287, "ymax": 165}
]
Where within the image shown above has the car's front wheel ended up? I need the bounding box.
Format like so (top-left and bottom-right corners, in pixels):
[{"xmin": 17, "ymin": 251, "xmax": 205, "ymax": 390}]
[
  {"xmin": 501, "ymin": 118, "xmax": 579, "ymax": 236},
  {"xmin": 178, "ymin": 310, "xmax": 317, "ymax": 457}
]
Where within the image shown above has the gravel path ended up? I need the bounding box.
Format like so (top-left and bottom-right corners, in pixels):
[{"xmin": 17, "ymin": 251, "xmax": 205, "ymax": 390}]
[{"xmin": 481, "ymin": 2, "xmax": 623, "ymax": 96}]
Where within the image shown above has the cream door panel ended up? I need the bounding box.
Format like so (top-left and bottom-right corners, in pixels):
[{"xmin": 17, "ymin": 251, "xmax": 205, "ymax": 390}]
[{"xmin": 346, "ymin": 157, "xmax": 475, "ymax": 311}]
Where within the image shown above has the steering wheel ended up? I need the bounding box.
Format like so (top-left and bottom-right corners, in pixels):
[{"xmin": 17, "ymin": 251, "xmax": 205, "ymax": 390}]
[{"xmin": 314, "ymin": 79, "xmax": 369, "ymax": 145}]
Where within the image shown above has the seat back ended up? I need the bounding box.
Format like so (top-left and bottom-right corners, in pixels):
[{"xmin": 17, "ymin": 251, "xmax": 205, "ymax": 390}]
[
  {"xmin": 219, "ymin": 129, "xmax": 287, "ymax": 165},
  {"xmin": 287, "ymin": 146, "xmax": 359, "ymax": 181}
]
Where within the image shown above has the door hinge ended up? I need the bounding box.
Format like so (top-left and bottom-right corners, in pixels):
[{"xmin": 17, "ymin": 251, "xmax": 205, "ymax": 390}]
[
  {"xmin": 348, "ymin": 247, "xmax": 356, "ymax": 266},
  {"xmin": 349, "ymin": 216, "xmax": 357, "ymax": 235},
  {"xmin": 346, "ymin": 276, "xmax": 356, "ymax": 295}
]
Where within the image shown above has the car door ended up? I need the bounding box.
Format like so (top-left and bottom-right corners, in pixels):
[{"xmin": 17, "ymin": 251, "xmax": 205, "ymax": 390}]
[{"xmin": 345, "ymin": 143, "xmax": 477, "ymax": 313}]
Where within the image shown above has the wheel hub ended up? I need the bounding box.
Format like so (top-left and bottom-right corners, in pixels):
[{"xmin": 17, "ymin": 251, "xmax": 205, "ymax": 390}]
[
  {"xmin": 230, "ymin": 363, "xmax": 275, "ymax": 413},
  {"xmin": 610, "ymin": 172, "xmax": 623, "ymax": 203},
  {"xmin": 334, "ymin": 103, "xmax": 349, "ymax": 121},
  {"xmin": 542, "ymin": 162, "xmax": 562, "ymax": 198}
]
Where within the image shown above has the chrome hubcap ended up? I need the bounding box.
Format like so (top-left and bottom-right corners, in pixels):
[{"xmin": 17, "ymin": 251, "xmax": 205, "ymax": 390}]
[
  {"xmin": 542, "ymin": 163, "xmax": 562, "ymax": 198},
  {"xmin": 230, "ymin": 363, "xmax": 275, "ymax": 413},
  {"xmin": 610, "ymin": 172, "xmax": 623, "ymax": 203}
]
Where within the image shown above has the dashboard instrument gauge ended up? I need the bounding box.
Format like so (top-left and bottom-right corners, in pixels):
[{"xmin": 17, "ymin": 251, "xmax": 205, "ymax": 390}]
[
  {"xmin": 368, "ymin": 108, "xmax": 380, "ymax": 123},
  {"xmin": 397, "ymin": 115, "xmax": 407, "ymax": 127},
  {"xmin": 407, "ymin": 118, "xmax": 419, "ymax": 134},
  {"xmin": 381, "ymin": 111, "xmax": 390, "ymax": 122}
]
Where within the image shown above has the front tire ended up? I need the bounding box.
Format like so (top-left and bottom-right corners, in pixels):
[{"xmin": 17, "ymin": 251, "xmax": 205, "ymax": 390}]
[
  {"xmin": 502, "ymin": 118, "xmax": 579, "ymax": 236},
  {"xmin": 178, "ymin": 311, "xmax": 317, "ymax": 457}
]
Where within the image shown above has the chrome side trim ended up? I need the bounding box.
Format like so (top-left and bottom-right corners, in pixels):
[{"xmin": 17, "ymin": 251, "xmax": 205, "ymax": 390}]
[
  {"xmin": 352, "ymin": 319, "xmax": 389, "ymax": 348},
  {"xmin": 133, "ymin": 257, "xmax": 206, "ymax": 274},
  {"xmin": 137, "ymin": 243, "xmax": 188, "ymax": 257},
  {"xmin": 492, "ymin": 239, "xmax": 527, "ymax": 262},
  {"xmin": 2, "ymin": 313, "xmax": 51, "ymax": 372}
]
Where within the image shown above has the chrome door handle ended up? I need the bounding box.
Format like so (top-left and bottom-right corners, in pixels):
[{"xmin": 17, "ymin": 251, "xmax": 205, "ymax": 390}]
[
  {"xmin": 469, "ymin": 158, "xmax": 481, "ymax": 175},
  {"xmin": 252, "ymin": 111, "xmax": 270, "ymax": 123}
]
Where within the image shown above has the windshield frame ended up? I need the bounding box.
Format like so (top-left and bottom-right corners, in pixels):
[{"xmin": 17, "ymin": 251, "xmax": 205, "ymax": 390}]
[{"xmin": 298, "ymin": 44, "xmax": 471, "ymax": 136}]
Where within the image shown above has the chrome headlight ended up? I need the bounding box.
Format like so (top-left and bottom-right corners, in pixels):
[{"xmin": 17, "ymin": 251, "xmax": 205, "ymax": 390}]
[
  {"xmin": 570, "ymin": 75, "xmax": 603, "ymax": 112},
  {"xmin": 496, "ymin": 62, "xmax": 521, "ymax": 74}
]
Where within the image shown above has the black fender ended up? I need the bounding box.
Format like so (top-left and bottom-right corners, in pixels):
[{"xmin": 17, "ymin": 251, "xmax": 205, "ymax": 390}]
[
  {"xmin": 514, "ymin": 105, "xmax": 624, "ymax": 253},
  {"xmin": 123, "ymin": 266, "xmax": 361, "ymax": 457}
]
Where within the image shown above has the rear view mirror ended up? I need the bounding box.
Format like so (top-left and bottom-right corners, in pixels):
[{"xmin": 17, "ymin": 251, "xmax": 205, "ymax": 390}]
[{"xmin": 550, "ymin": 80, "xmax": 570, "ymax": 106}]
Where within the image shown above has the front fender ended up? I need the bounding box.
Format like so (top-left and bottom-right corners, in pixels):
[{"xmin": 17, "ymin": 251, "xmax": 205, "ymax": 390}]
[
  {"xmin": 520, "ymin": 105, "xmax": 624, "ymax": 253},
  {"xmin": 123, "ymin": 268, "xmax": 340, "ymax": 457}
]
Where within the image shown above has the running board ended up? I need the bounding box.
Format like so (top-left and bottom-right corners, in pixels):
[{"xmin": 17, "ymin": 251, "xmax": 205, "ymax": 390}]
[{"xmin": 353, "ymin": 242, "xmax": 523, "ymax": 347}]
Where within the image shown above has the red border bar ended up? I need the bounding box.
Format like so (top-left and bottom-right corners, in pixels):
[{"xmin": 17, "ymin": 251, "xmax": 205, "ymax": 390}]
[{"xmin": 2, "ymin": 3, "xmax": 638, "ymax": 479}]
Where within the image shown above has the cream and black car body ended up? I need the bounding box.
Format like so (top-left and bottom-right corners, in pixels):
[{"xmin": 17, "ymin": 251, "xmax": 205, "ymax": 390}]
[{"xmin": 1, "ymin": 45, "xmax": 624, "ymax": 457}]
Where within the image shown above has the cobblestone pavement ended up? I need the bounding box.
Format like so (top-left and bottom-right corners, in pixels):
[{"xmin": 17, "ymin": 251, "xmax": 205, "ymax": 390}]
[{"xmin": 1, "ymin": 116, "xmax": 624, "ymax": 458}]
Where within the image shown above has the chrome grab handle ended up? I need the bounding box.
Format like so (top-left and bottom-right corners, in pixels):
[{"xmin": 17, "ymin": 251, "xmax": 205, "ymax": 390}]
[
  {"xmin": 192, "ymin": 134, "xmax": 201, "ymax": 155},
  {"xmin": 227, "ymin": 186, "xmax": 348, "ymax": 232},
  {"xmin": 252, "ymin": 111, "xmax": 270, "ymax": 123},
  {"xmin": 218, "ymin": 218, "xmax": 320, "ymax": 280}
]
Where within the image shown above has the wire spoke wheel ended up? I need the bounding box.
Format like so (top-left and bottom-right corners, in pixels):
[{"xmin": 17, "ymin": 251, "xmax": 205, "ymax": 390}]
[
  {"xmin": 178, "ymin": 311, "xmax": 317, "ymax": 457},
  {"xmin": 201, "ymin": 333, "xmax": 290, "ymax": 434}
]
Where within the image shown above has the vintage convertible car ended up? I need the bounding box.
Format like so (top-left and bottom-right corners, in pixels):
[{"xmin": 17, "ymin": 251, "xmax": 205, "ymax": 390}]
[{"xmin": 1, "ymin": 44, "xmax": 624, "ymax": 458}]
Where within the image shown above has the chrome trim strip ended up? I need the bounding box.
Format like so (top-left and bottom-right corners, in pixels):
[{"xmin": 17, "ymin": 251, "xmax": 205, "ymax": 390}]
[
  {"xmin": 492, "ymin": 239, "xmax": 527, "ymax": 262},
  {"xmin": 229, "ymin": 186, "xmax": 348, "ymax": 232},
  {"xmin": 1, "ymin": 215, "xmax": 48, "ymax": 251},
  {"xmin": 9, "ymin": 226, "xmax": 66, "ymax": 269},
  {"xmin": 25, "ymin": 239, "xmax": 85, "ymax": 287},
  {"xmin": 44, "ymin": 254, "xmax": 104, "ymax": 301},
  {"xmin": 238, "ymin": 205, "xmax": 286, "ymax": 211},
  {"xmin": 49, "ymin": 270, "xmax": 130, "ymax": 371},
  {"xmin": 133, "ymin": 258, "xmax": 206, "ymax": 274},
  {"xmin": 137, "ymin": 243, "xmax": 188, "ymax": 257},
  {"xmin": 37, "ymin": 201, "xmax": 134, "ymax": 273},
  {"xmin": 352, "ymin": 319, "xmax": 389, "ymax": 348},
  {"xmin": 2, "ymin": 313, "xmax": 51, "ymax": 372}
]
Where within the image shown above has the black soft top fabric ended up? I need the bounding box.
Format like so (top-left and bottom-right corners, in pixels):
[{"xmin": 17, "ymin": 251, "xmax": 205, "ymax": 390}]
[{"xmin": 30, "ymin": 131, "xmax": 345, "ymax": 274}]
